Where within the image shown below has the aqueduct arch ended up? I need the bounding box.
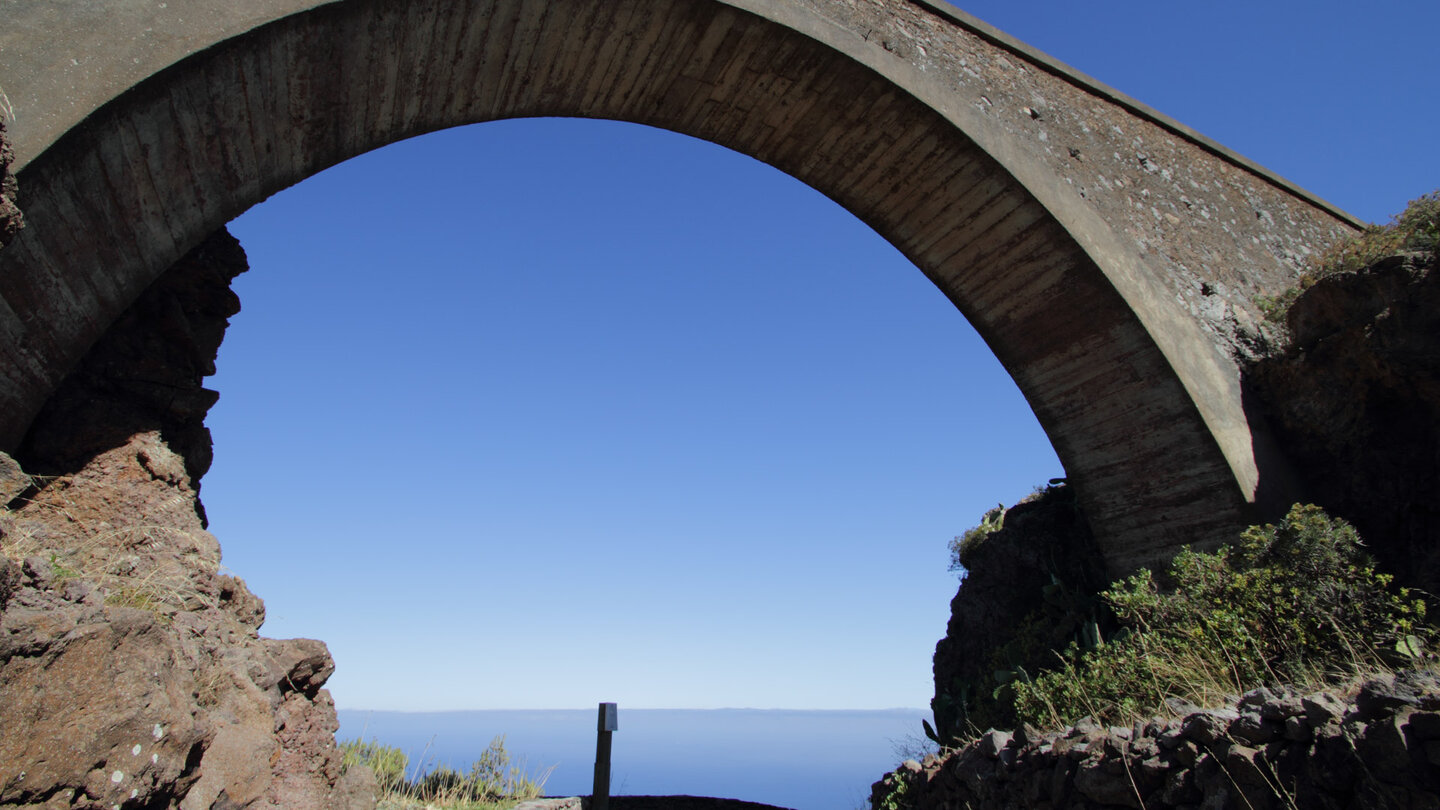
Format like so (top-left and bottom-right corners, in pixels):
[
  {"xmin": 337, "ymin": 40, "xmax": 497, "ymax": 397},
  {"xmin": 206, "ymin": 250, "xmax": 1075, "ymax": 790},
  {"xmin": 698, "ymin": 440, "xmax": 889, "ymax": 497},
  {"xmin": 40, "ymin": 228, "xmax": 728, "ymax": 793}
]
[{"xmin": 0, "ymin": 0, "xmax": 1358, "ymax": 573}]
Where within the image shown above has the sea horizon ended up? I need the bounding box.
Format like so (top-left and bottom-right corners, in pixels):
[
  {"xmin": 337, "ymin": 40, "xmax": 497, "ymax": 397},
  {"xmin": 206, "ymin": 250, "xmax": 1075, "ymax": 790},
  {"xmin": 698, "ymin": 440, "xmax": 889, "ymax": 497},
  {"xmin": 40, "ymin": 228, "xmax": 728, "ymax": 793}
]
[
  {"xmin": 337, "ymin": 706, "xmax": 931, "ymax": 810},
  {"xmin": 337, "ymin": 705, "xmax": 928, "ymax": 714}
]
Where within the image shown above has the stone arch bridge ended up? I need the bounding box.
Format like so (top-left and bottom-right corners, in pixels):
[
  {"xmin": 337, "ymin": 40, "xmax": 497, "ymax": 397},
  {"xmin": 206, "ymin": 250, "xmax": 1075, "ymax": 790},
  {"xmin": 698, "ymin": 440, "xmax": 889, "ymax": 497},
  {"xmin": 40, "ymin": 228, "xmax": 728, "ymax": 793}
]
[{"xmin": 0, "ymin": 0, "xmax": 1359, "ymax": 573}]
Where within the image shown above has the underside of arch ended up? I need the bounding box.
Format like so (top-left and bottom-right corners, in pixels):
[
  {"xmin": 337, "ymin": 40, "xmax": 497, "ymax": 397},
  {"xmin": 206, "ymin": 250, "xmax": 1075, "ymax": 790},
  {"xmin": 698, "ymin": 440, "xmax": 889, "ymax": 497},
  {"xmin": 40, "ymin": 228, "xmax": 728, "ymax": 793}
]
[{"xmin": 0, "ymin": 0, "xmax": 1284, "ymax": 572}]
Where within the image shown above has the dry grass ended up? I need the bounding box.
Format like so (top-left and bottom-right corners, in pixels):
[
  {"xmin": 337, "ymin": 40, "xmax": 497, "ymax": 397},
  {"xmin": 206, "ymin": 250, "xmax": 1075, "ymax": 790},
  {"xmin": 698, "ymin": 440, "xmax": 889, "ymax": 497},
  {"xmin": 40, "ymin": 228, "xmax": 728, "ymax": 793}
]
[
  {"xmin": 343, "ymin": 736, "xmax": 553, "ymax": 810},
  {"xmin": 2, "ymin": 481, "xmax": 219, "ymax": 618}
]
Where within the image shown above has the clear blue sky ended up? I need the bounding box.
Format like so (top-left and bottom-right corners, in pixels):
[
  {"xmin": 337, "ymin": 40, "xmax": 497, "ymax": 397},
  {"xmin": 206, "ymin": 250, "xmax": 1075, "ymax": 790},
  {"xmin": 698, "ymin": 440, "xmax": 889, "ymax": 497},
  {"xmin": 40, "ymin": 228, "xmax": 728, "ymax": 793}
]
[{"xmin": 202, "ymin": 0, "xmax": 1440, "ymax": 712}]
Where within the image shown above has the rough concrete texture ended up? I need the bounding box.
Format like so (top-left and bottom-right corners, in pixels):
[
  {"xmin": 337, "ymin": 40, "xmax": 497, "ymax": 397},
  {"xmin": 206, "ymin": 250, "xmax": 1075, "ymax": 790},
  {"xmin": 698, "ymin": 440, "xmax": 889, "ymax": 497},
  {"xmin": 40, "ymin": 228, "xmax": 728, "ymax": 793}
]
[
  {"xmin": 0, "ymin": 231, "xmax": 374, "ymax": 810},
  {"xmin": 1246, "ymin": 252, "xmax": 1440, "ymax": 596},
  {"xmin": 0, "ymin": 0, "xmax": 1359, "ymax": 572}
]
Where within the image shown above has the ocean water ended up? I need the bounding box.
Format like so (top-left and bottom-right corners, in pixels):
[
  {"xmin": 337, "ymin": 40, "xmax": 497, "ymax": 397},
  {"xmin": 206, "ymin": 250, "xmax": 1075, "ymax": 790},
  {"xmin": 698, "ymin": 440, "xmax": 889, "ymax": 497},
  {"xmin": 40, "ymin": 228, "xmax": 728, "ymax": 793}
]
[{"xmin": 336, "ymin": 708, "xmax": 930, "ymax": 810}]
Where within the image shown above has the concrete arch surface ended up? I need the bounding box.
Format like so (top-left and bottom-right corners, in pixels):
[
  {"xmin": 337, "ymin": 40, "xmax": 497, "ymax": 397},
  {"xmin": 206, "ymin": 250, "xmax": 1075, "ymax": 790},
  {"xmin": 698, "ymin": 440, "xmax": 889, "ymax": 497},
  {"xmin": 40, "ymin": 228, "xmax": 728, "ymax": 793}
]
[{"xmin": 0, "ymin": 0, "xmax": 1357, "ymax": 572}]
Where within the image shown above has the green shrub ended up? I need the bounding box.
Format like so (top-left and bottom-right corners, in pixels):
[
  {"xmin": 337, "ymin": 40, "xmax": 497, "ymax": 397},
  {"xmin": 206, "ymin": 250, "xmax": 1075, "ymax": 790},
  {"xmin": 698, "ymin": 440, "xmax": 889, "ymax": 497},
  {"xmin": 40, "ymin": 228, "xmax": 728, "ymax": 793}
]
[
  {"xmin": 1260, "ymin": 191, "xmax": 1440, "ymax": 322},
  {"xmin": 1011, "ymin": 504, "xmax": 1430, "ymax": 729},
  {"xmin": 341, "ymin": 739, "xmax": 410, "ymax": 795},
  {"xmin": 449, "ymin": 735, "xmax": 548, "ymax": 802}
]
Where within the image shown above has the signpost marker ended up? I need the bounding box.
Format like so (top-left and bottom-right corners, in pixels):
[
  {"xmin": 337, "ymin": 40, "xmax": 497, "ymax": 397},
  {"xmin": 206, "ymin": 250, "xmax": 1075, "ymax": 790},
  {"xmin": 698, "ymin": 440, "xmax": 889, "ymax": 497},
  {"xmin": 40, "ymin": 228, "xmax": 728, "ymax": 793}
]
[{"xmin": 594, "ymin": 702, "xmax": 618, "ymax": 810}]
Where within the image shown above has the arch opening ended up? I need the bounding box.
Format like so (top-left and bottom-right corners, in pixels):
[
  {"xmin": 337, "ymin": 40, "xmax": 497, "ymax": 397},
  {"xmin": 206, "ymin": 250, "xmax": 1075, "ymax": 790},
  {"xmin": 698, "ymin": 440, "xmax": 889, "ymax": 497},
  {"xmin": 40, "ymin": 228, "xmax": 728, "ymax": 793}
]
[
  {"xmin": 195, "ymin": 116, "xmax": 1063, "ymax": 807},
  {"xmin": 208, "ymin": 116, "xmax": 1062, "ymax": 711},
  {"xmin": 0, "ymin": 0, "xmax": 1355, "ymax": 579}
]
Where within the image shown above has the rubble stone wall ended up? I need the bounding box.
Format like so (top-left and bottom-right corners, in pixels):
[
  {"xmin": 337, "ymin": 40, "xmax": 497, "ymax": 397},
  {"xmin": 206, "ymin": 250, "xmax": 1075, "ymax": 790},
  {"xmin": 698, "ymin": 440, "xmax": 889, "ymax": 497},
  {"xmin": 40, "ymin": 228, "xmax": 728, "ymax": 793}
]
[{"xmin": 881, "ymin": 672, "xmax": 1440, "ymax": 810}]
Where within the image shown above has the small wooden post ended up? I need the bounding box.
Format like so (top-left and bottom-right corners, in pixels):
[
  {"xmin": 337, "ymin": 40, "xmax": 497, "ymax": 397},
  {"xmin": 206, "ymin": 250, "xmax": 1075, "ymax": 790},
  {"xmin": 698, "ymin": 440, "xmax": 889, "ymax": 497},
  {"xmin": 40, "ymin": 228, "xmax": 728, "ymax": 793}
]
[{"xmin": 593, "ymin": 702, "xmax": 617, "ymax": 810}]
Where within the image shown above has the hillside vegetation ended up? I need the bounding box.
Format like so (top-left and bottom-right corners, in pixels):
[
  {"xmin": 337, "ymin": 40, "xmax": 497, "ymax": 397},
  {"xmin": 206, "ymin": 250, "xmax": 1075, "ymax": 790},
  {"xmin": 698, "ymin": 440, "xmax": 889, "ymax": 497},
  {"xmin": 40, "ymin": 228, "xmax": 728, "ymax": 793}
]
[{"xmin": 1010, "ymin": 504, "xmax": 1430, "ymax": 730}]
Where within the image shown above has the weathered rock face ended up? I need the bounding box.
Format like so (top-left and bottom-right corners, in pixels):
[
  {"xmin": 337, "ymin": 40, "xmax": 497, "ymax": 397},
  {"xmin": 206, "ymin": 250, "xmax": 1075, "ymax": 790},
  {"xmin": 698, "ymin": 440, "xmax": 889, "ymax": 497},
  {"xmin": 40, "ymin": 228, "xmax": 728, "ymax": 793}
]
[
  {"xmin": 930, "ymin": 487, "xmax": 1106, "ymax": 743},
  {"xmin": 0, "ymin": 440, "xmax": 371, "ymax": 810},
  {"xmin": 879, "ymin": 671, "xmax": 1440, "ymax": 810},
  {"xmin": 0, "ymin": 119, "xmax": 22, "ymax": 248},
  {"xmin": 0, "ymin": 228, "xmax": 374, "ymax": 809},
  {"xmin": 1246, "ymin": 253, "xmax": 1440, "ymax": 596}
]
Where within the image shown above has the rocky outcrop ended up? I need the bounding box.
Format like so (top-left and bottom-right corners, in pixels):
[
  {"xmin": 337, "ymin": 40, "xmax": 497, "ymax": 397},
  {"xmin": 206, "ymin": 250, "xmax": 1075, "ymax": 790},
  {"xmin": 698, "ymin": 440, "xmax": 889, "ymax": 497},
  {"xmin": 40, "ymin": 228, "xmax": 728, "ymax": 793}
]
[
  {"xmin": 0, "ymin": 119, "xmax": 22, "ymax": 248},
  {"xmin": 0, "ymin": 232, "xmax": 374, "ymax": 809},
  {"xmin": 879, "ymin": 671, "xmax": 1440, "ymax": 809},
  {"xmin": 931, "ymin": 486, "xmax": 1105, "ymax": 743},
  {"xmin": 0, "ymin": 440, "xmax": 371, "ymax": 809},
  {"xmin": 1246, "ymin": 253, "xmax": 1440, "ymax": 596}
]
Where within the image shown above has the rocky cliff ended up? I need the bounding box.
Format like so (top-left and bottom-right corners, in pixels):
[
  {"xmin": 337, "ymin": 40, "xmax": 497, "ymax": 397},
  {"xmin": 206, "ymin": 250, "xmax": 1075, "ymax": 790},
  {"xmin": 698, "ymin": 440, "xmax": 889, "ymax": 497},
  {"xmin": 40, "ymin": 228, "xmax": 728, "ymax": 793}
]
[
  {"xmin": 1245, "ymin": 251, "xmax": 1440, "ymax": 596},
  {"xmin": 0, "ymin": 196, "xmax": 374, "ymax": 807},
  {"xmin": 930, "ymin": 486, "xmax": 1105, "ymax": 744}
]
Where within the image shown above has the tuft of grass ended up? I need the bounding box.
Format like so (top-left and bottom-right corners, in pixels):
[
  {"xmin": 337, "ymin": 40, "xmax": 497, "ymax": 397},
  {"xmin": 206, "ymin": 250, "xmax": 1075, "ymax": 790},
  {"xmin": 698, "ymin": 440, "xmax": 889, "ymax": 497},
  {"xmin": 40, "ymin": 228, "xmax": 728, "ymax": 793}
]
[
  {"xmin": 46, "ymin": 552, "xmax": 81, "ymax": 583},
  {"xmin": 947, "ymin": 503, "xmax": 1005, "ymax": 573},
  {"xmin": 1259, "ymin": 191, "xmax": 1440, "ymax": 322},
  {"xmin": 341, "ymin": 735, "xmax": 552, "ymax": 810},
  {"xmin": 1010, "ymin": 504, "xmax": 1432, "ymax": 729}
]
